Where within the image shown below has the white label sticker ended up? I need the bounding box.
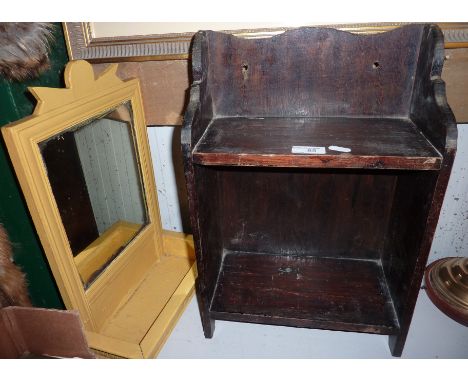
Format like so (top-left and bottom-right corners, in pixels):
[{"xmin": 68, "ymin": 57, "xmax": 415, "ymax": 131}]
[
  {"xmin": 291, "ymin": 146, "xmax": 326, "ymax": 155},
  {"xmin": 328, "ymin": 145, "xmax": 352, "ymax": 153}
]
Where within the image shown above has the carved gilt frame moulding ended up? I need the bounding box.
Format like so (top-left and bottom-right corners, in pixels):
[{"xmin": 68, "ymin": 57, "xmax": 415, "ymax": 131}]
[
  {"xmin": 64, "ymin": 22, "xmax": 468, "ymax": 62},
  {"xmin": 1, "ymin": 60, "xmax": 196, "ymax": 359}
]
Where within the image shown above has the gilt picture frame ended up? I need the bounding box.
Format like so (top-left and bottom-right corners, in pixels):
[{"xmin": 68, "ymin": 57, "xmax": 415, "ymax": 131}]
[{"xmin": 63, "ymin": 22, "xmax": 468, "ymax": 63}]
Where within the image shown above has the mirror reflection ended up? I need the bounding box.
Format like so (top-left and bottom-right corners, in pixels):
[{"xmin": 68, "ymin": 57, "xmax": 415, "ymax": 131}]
[{"xmin": 39, "ymin": 102, "xmax": 148, "ymax": 288}]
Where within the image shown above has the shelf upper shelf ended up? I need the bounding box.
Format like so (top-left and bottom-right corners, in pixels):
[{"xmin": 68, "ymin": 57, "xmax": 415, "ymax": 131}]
[{"xmin": 192, "ymin": 117, "xmax": 442, "ymax": 170}]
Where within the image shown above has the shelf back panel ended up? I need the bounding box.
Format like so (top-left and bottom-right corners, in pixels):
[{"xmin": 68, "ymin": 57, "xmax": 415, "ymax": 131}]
[
  {"xmin": 203, "ymin": 25, "xmax": 425, "ymax": 119},
  {"xmin": 196, "ymin": 167, "xmax": 398, "ymax": 261}
]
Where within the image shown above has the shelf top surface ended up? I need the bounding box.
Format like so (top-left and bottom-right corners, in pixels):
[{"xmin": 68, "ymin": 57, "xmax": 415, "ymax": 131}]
[{"xmin": 193, "ymin": 117, "xmax": 442, "ymax": 170}]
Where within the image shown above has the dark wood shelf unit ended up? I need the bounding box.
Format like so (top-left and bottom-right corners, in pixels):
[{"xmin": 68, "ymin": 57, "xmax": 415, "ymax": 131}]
[{"xmin": 182, "ymin": 24, "xmax": 457, "ymax": 357}]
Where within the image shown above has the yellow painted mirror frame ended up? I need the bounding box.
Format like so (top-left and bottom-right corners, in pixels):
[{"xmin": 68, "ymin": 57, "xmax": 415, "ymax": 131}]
[{"xmin": 2, "ymin": 60, "xmax": 196, "ymax": 358}]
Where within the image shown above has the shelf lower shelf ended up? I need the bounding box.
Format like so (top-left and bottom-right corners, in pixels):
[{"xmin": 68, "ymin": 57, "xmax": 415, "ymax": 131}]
[
  {"xmin": 210, "ymin": 252, "xmax": 400, "ymax": 335},
  {"xmin": 193, "ymin": 117, "xmax": 441, "ymax": 170}
]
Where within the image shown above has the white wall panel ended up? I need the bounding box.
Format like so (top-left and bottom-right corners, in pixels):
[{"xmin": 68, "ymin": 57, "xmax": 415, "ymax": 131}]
[
  {"xmin": 75, "ymin": 118, "xmax": 146, "ymax": 234},
  {"xmin": 148, "ymin": 125, "xmax": 190, "ymax": 232},
  {"xmin": 429, "ymin": 124, "xmax": 468, "ymax": 262}
]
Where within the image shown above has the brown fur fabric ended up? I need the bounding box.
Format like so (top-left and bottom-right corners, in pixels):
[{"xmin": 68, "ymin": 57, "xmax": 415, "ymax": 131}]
[
  {"xmin": 0, "ymin": 224, "xmax": 31, "ymax": 307},
  {"xmin": 0, "ymin": 22, "xmax": 55, "ymax": 82}
]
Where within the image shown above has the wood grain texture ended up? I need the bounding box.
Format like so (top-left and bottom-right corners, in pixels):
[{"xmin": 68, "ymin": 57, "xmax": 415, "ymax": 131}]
[
  {"xmin": 386, "ymin": 24, "xmax": 459, "ymax": 357},
  {"xmin": 205, "ymin": 25, "xmax": 423, "ymax": 119},
  {"xmin": 216, "ymin": 167, "xmax": 396, "ymax": 259},
  {"xmin": 189, "ymin": 165, "xmax": 222, "ymax": 337},
  {"xmin": 211, "ymin": 252, "xmax": 399, "ymax": 334},
  {"xmin": 89, "ymin": 50, "xmax": 468, "ymax": 127},
  {"xmin": 388, "ymin": 154, "xmax": 456, "ymax": 356},
  {"xmin": 180, "ymin": 48, "xmax": 217, "ymax": 337},
  {"xmin": 442, "ymin": 48, "xmax": 468, "ymax": 123},
  {"xmin": 182, "ymin": 25, "xmax": 457, "ymax": 357},
  {"xmin": 92, "ymin": 61, "xmax": 190, "ymax": 126},
  {"xmin": 193, "ymin": 117, "xmax": 441, "ymax": 169}
]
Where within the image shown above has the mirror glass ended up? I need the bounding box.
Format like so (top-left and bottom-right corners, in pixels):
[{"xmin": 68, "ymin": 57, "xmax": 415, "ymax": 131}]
[{"xmin": 39, "ymin": 101, "xmax": 148, "ymax": 288}]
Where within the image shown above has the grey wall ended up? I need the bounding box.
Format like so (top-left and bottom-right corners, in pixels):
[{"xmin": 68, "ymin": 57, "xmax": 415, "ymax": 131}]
[
  {"xmin": 148, "ymin": 125, "xmax": 190, "ymax": 233},
  {"xmin": 429, "ymin": 124, "xmax": 468, "ymax": 262}
]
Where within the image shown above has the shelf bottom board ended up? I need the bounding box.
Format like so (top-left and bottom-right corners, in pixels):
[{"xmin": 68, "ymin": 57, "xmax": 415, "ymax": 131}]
[{"xmin": 210, "ymin": 252, "xmax": 399, "ymax": 335}]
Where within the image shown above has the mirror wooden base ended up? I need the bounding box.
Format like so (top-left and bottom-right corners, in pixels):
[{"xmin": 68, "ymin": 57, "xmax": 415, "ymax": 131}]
[{"xmin": 86, "ymin": 231, "xmax": 196, "ymax": 359}]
